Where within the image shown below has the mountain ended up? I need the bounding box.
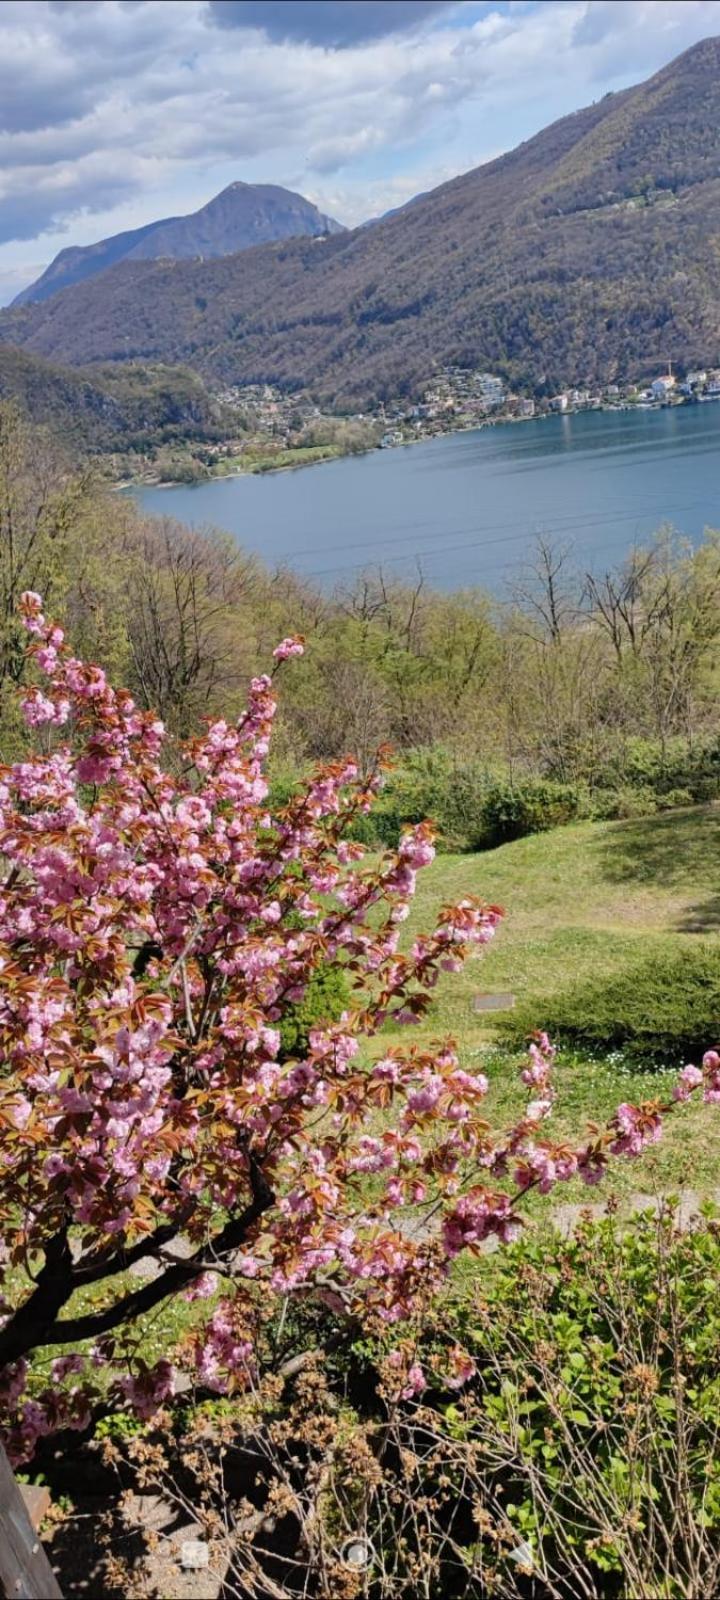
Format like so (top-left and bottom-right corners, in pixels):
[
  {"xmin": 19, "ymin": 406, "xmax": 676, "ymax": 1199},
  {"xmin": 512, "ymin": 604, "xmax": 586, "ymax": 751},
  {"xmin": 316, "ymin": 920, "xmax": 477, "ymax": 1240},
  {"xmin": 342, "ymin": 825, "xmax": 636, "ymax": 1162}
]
[
  {"xmin": 0, "ymin": 345, "xmax": 226, "ymax": 454},
  {"xmin": 3, "ymin": 38, "xmax": 720, "ymax": 405},
  {"xmin": 12, "ymin": 182, "xmax": 345, "ymax": 307}
]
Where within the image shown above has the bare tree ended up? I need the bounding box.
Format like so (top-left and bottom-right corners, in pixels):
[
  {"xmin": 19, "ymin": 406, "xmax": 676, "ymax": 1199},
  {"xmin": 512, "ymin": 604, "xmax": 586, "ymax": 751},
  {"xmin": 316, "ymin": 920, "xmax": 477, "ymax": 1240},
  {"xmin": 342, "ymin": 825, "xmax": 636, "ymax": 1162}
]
[
  {"xmin": 123, "ymin": 517, "xmax": 260, "ymax": 737},
  {"xmin": 511, "ymin": 537, "xmax": 581, "ymax": 645}
]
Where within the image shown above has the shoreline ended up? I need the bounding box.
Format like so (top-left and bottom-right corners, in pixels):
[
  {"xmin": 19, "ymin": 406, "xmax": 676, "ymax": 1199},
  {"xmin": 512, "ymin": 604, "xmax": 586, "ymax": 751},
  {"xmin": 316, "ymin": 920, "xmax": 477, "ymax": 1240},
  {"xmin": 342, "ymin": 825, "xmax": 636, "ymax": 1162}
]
[{"xmin": 115, "ymin": 394, "xmax": 715, "ymax": 492}]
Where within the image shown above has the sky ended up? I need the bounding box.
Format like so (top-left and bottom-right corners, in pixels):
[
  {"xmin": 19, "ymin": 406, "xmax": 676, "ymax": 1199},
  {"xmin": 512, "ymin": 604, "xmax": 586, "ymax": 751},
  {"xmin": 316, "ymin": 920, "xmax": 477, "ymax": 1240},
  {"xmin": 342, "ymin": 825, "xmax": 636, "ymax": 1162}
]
[{"xmin": 0, "ymin": 0, "xmax": 719, "ymax": 304}]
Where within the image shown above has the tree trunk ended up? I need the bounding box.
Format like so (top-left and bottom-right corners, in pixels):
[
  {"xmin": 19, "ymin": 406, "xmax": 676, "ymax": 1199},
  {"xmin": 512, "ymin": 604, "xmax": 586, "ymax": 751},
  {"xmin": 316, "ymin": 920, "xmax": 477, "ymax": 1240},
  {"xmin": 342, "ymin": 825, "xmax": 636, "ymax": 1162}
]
[{"xmin": 0, "ymin": 1441, "xmax": 62, "ymax": 1599}]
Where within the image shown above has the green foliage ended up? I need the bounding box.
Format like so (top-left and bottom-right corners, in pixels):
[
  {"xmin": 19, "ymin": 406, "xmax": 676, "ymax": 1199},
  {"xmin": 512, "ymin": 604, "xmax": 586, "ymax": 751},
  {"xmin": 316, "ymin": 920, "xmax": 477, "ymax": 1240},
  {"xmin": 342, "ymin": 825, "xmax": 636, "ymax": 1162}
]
[
  {"xmin": 658, "ymin": 786, "xmax": 697, "ymax": 811},
  {"xmin": 94, "ymin": 1411, "xmax": 146, "ymax": 1441},
  {"xmin": 435, "ymin": 1209, "xmax": 720, "ymax": 1592},
  {"xmin": 478, "ymin": 778, "xmax": 582, "ymax": 846},
  {"xmin": 585, "ymin": 783, "xmax": 658, "ymax": 820},
  {"xmin": 590, "ymin": 735, "xmax": 720, "ymax": 804},
  {"xmin": 349, "ymin": 750, "xmax": 495, "ymax": 852},
  {"xmin": 0, "ymin": 347, "xmax": 225, "ymax": 457},
  {"xmin": 278, "ymin": 964, "xmax": 351, "ymax": 1061},
  {"xmin": 502, "ymin": 941, "xmax": 720, "ymax": 1065}
]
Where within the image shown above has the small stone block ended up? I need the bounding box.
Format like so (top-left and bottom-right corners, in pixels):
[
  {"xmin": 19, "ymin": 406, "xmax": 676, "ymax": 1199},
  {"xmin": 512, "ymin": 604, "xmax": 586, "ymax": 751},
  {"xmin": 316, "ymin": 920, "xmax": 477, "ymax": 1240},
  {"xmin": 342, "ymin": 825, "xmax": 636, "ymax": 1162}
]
[
  {"xmin": 180, "ymin": 1540, "xmax": 210, "ymax": 1571},
  {"xmin": 472, "ymin": 992, "xmax": 515, "ymax": 1012},
  {"xmin": 20, "ymin": 1484, "xmax": 52, "ymax": 1530}
]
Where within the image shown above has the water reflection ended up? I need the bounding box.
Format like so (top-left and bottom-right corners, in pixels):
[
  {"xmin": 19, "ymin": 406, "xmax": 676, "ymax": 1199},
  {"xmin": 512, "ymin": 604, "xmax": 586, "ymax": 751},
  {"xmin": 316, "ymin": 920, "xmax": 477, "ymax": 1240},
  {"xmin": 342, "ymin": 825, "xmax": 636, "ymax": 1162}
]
[{"xmin": 136, "ymin": 405, "xmax": 720, "ymax": 593}]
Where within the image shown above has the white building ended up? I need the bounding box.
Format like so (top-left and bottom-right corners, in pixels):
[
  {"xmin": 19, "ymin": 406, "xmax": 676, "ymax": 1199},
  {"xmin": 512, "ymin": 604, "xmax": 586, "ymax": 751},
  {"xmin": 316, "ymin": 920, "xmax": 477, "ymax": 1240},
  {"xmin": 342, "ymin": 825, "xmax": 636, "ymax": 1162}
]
[
  {"xmin": 474, "ymin": 372, "xmax": 506, "ymax": 407},
  {"xmin": 549, "ymin": 393, "xmax": 569, "ymax": 412},
  {"xmin": 651, "ymin": 374, "xmax": 676, "ymax": 400}
]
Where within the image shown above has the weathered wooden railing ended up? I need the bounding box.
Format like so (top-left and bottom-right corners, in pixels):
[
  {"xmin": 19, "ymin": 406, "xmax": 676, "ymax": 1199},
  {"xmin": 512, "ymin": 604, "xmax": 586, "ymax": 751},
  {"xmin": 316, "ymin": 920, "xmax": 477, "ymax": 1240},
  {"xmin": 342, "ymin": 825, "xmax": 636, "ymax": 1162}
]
[{"xmin": 0, "ymin": 1442, "xmax": 62, "ymax": 1599}]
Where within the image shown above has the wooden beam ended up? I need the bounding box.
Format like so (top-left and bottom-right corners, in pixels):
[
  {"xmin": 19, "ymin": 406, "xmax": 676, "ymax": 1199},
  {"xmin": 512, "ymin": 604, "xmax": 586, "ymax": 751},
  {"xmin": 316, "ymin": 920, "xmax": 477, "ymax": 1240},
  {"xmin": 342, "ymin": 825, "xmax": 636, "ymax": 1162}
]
[{"xmin": 0, "ymin": 1441, "xmax": 62, "ymax": 1599}]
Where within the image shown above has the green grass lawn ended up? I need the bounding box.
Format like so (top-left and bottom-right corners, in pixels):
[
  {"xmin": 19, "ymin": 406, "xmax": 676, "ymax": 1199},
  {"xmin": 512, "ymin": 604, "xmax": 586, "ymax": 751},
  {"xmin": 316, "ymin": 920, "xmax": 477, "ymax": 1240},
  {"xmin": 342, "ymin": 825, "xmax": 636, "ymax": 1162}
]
[
  {"xmin": 379, "ymin": 805, "xmax": 720, "ymax": 1211},
  {"xmin": 22, "ymin": 807, "xmax": 720, "ymax": 1385},
  {"xmin": 214, "ymin": 443, "xmax": 343, "ymax": 475}
]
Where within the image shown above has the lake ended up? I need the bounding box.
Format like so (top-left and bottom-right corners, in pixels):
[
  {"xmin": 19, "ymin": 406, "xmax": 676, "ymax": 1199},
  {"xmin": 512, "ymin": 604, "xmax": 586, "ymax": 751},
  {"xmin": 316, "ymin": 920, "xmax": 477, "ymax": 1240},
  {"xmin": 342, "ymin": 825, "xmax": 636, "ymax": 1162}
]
[{"xmin": 136, "ymin": 404, "xmax": 720, "ymax": 593}]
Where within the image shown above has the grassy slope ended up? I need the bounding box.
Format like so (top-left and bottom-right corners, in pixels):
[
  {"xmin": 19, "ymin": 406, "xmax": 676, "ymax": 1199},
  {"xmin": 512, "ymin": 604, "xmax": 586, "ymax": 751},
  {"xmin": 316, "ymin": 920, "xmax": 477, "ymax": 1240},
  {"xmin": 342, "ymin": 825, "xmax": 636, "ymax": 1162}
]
[
  {"xmin": 25, "ymin": 807, "xmax": 720, "ymax": 1374},
  {"xmin": 380, "ymin": 805, "xmax": 720, "ymax": 1209}
]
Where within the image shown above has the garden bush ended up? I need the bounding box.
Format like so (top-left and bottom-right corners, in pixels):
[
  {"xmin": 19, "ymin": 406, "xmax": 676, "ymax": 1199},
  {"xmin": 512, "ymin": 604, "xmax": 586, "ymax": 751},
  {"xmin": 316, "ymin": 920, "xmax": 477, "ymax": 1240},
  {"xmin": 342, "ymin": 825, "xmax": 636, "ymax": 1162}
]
[
  {"xmin": 95, "ymin": 1209, "xmax": 720, "ymax": 1599},
  {"xmin": 349, "ymin": 748, "xmax": 495, "ymax": 851},
  {"xmin": 584, "ymin": 783, "xmax": 658, "ymax": 821},
  {"xmin": 278, "ymin": 963, "xmax": 351, "ymax": 1060},
  {"xmin": 478, "ymin": 777, "xmax": 582, "ymax": 846},
  {"xmin": 501, "ymin": 941, "xmax": 720, "ymax": 1066},
  {"xmin": 589, "ymin": 735, "xmax": 720, "ymax": 804},
  {"xmin": 657, "ymin": 785, "xmax": 697, "ymax": 811},
  {"xmin": 410, "ymin": 1207, "xmax": 720, "ymax": 1597}
]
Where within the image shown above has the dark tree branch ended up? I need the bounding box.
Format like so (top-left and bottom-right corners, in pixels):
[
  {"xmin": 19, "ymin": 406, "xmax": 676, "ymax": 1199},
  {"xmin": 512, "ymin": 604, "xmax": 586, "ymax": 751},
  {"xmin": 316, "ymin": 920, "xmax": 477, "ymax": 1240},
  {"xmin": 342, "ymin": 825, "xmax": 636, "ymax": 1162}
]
[
  {"xmin": 0, "ymin": 1226, "xmax": 73, "ymax": 1368},
  {"xmin": 0, "ymin": 1161, "xmax": 274, "ymax": 1364}
]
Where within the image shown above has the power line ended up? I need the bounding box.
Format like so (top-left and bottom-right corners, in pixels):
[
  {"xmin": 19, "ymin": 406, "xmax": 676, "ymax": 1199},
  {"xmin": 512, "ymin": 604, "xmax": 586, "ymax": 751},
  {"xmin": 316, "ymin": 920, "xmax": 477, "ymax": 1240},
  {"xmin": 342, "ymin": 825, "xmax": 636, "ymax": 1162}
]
[{"xmin": 294, "ymin": 499, "xmax": 714, "ymax": 581}]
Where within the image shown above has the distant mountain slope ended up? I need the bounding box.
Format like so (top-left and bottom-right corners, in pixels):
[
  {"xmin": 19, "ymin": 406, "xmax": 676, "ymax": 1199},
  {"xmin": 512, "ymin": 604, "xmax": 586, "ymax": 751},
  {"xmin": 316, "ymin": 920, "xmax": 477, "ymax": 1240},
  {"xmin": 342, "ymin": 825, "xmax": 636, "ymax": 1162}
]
[
  {"xmin": 3, "ymin": 37, "xmax": 720, "ymax": 403},
  {"xmin": 13, "ymin": 182, "xmax": 344, "ymax": 307},
  {"xmin": 0, "ymin": 346, "xmax": 225, "ymax": 453}
]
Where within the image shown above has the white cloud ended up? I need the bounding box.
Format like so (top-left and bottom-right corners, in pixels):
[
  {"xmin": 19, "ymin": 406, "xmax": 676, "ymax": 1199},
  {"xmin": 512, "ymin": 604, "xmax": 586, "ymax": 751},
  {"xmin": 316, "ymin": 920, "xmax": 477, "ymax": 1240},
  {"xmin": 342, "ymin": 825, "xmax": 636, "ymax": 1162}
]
[{"xmin": 0, "ymin": 0, "xmax": 718, "ymax": 301}]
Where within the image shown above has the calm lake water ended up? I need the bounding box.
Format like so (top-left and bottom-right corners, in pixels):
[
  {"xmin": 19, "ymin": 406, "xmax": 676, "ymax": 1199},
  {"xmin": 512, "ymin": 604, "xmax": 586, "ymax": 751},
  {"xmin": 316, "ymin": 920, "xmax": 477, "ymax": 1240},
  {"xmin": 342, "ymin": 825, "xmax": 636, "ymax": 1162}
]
[{"xmin": 136, "ymin": 404, "xmax": 720, "ymax": 592}]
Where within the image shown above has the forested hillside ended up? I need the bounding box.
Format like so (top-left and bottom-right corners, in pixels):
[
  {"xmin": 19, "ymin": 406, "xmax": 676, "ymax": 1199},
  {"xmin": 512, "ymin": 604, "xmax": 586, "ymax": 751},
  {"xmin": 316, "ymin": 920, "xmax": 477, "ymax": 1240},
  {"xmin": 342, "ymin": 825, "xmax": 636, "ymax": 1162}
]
[
  {"xmin": 2, "ymin": 37, "xmax": 719, "ymax": 405},
  {"xmin": 0, "ymin": 347, "xmax": 227, "ymax": 455}
]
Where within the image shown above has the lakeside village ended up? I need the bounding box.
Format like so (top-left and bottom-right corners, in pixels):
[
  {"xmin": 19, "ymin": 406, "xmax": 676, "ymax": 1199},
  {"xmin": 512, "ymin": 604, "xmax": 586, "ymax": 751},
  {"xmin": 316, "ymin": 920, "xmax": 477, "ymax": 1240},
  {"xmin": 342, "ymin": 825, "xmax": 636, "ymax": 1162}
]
[
  {"xmin": 374, "ymin": 361, "xmax": 720, "ymax": 446},
  {"xmin": 140, "ymin": 361, "xmax": 720, "ymax": 484}
]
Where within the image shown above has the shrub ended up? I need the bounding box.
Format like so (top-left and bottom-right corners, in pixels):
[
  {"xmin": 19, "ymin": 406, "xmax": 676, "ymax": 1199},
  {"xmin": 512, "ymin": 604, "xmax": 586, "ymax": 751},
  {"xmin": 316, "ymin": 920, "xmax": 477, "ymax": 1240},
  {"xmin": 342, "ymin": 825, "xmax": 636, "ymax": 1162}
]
[
  {"xmin": 657, "ymin": 786, "xmax": 696, "ymax": 811},
  {"xmin": 502, "ymin": 942, "xmax": 720, "ymax": 1066},
  {"xmin": 349, "ymin": 749, "xmax": 494, "ymax": 851},
  {"xmin": 99, "ymin": 1210, "xmax": 720, "ymax": 1599},
  {"xmin": 590, "ymin": 736, "xmax": 720, "ymax": 805},
  {"xmin": 278, "ymin": 964, "xmax": 351, "ymax": 1060},
  {"xmin": 586, "ymin": 784, "xmax": 658, "ymax": 820},
  {"xmin": 414, "ymin": 1208, "xmax": 720, "ymax": 1597},
  {"xmin": 478, "ymin": 778, "xmax": 581, "ymax": 846}
]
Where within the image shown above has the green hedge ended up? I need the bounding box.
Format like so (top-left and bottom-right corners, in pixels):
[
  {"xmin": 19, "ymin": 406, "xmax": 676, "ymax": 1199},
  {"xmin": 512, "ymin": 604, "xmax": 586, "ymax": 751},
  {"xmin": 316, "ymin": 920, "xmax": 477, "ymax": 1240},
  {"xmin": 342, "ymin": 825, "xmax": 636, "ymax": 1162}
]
[
  {"xmin": 478, "ymin": 778, "xmax": 582, "ymax": 846},
  {"xmin": 272, "ymin": 738, "xmax": 720, "ymax": 860},
  {"xmin": 589, "ymin": 734, "xmax": 720, "ymax": 800},
  {"xmin": 278, "ymin": 964, "xmax": 351, "ymax": 1061},
  {"xmin": 500, "ymin": 941, "xmax": 720, "ymax": 1066}
]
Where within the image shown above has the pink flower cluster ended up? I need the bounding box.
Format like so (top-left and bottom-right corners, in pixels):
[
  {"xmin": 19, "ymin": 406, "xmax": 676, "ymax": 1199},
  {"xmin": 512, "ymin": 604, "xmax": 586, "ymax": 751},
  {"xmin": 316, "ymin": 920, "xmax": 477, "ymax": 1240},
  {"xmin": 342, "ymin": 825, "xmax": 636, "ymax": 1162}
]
[{"xmin": 0, "ymin": 593, "xmax": 715, "ymax": 1458}]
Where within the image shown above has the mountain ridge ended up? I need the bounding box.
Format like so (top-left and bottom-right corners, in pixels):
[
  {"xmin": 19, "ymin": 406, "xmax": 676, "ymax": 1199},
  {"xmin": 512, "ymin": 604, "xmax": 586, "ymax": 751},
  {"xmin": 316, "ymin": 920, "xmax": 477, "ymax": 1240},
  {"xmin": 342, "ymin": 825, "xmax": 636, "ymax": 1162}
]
[
  {"xmin": 3, "ymin": 36, "xmax": 720, "ymax": 403},
  {"xmin": 13, "ymin": 182, "xmax": 345, "ymax": 307}
]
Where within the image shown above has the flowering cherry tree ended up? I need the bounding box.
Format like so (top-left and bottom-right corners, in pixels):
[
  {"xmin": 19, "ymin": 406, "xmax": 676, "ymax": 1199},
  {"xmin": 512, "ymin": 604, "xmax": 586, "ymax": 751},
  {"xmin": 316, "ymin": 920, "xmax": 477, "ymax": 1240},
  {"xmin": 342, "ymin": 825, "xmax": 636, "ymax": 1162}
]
[{"xmin": 0, "ymin": 593, "xmax": 715, "ymax": 1462}]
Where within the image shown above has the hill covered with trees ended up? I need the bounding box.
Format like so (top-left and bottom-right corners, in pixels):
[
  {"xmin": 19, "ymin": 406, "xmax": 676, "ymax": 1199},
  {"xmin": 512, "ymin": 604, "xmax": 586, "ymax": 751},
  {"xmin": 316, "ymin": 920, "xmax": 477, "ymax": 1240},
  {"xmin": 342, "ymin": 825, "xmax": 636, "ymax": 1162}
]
[
  {"xmin": 1, "ymin": 37, "xmax": 719, "ymax": 405},
  {"xmin": 0, "ymin": 347, "xmax": 227, "ymax": 457}
]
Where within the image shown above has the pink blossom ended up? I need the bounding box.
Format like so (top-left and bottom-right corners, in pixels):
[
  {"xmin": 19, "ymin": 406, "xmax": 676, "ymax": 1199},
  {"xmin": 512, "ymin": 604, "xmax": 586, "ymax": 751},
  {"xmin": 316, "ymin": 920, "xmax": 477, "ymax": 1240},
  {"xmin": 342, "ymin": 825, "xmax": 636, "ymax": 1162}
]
[
  {"xmin": 273, "ymin": 636, "xmax": 305, "ymax": 661},
  {"xmin": 51, "ymin": 1354, "xmax": 85, "ymax": 1381},
  {"xmin": 442, "ymin": 1189, "xmax": 522, "ymax": 1256},
  {"xmin": 401, "ymin": 1362, "xmax": 427, "ymax": 1400},
  {"xmin": 118, "ymin": 1360, "xmax": 175, "ymax": 1419},
  {"xmin": 610, "ymin": 1102, "xmax": 663, "ymax": 1157},
  {"xmin": 673, "ymin": 1063, "xmax": 703, "ymax": 1102},
  {"xmin": 446, "ymin": 1347, "xmax": 476, "ymax": 1389}
]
